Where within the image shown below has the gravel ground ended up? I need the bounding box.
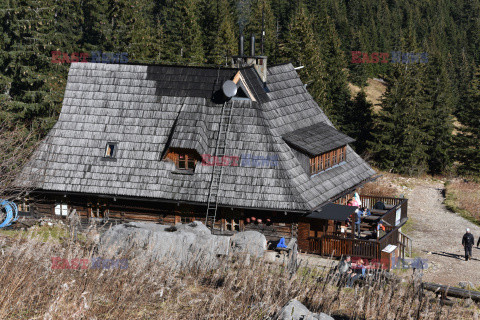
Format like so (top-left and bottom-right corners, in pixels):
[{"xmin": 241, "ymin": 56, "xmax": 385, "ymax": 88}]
[{"xmin": 404, "ymin": 178, "xmax": 480, "ymax": 287}]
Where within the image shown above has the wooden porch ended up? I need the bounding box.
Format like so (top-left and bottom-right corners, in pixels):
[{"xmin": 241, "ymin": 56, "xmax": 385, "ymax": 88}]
[{"xmin": 301, "ymin": 195, "xmax": 410, "ymax": 260}]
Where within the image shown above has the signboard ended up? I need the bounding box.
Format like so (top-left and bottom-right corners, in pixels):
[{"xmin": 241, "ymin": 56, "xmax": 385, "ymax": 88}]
[{"xmin": 395, "ymin": 207, "xmax": 401, "ymax": 226}]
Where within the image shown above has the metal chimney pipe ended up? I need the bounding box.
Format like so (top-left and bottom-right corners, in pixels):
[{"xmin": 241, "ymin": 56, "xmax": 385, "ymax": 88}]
[
  {"xmin": 250, "ymin": 34, "xmax": 255, "ymax": 56},
  {"xmin": 239, "ymin": 33, "xmax": 244, "ymax": 56}
]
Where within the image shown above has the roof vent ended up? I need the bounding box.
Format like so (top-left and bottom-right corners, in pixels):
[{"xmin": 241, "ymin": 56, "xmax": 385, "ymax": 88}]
[{"xmin": 222, "ymin": 80, "xmax": 238, "ymax": 98}]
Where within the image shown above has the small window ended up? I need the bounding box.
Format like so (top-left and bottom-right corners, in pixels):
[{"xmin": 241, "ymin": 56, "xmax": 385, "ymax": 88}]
[
  {"xmin": 18, "ymin": 200, "xmax": 30, "ymax": 212},
  {"xmin": 164, "ymin": 148, "xmax": 199, "ymax": 172},
  {"xmin": 104, "ymin": 142, "xmax": 117, "ymax": 159},
  {"xmin": 176, "ymin": 153, "xmax": 196, "ymax": 170},
  {"xmin": 55, "ymin": 204, "xmax": 68, "ymax": 217}
]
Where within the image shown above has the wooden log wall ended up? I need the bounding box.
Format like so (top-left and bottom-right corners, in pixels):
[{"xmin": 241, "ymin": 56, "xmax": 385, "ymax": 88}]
[
  {"xmin": 297, "ymin": 222, "xmax": 310, "ymax": 252},
  {"xmin": 28, "ymin": 193, "xmax": 302, "ymax": 241}
]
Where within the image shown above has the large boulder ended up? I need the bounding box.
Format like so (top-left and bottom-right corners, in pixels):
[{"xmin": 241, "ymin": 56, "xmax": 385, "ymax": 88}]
[
  {"xmin": 230, "ymin": 231, "xmax": 267, "ymax": 257},
  {"xmin": 278, "ymin": 300, "xmax": 334, "ymax": 320},
  {"xmin": 98, "ymin": 221, "xmax": 230, "ymax": 268}
]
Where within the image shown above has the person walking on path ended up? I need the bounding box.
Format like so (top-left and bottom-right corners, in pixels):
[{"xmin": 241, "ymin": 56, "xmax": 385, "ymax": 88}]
[{"xmin": 462, "ymin": 228, "xmax": 475, "ymax": 261}]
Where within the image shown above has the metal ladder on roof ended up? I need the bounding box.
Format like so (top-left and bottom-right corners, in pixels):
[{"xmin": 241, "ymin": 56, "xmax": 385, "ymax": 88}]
[{"xmin": 205, "ymin": 101, "xmax": 235, "ymax": 231}]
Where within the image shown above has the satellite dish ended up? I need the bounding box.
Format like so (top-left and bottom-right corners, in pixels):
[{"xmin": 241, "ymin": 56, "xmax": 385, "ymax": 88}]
[{"xmin": 222, "ymin": 80, "xmax": 237, "ymax": 98}]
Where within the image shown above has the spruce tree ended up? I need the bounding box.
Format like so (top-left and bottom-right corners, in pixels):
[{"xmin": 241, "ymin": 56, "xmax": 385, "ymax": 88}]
[
  {"xmin": 245, "ymin": 0, "xmax": 277, "ymax": 61},
  {"xmin": 370, "ymin": 63, "xmax": 431, "ymax": 175},
  {"xmin": 422, "ymin": 45, "xmax": 455, "ymax": 174},
  {"xmin": 455, "ymin": 64, "xmax": 480, "ymax": 176},
  {"xmin": 282, "ymin": 2, "xmax": 328, "ymax": 110},
  {"xmin": 200, "ymin": 0, "xmax": 237, "ymax": 65},
  {"xmin": 127, "ymin": 0, "xmax": 165, "ymax": 63},
  {"xmin": 342, "ymin": 91, "xmax": 374, "ymax": 155},
  {"xmin": 0, "ymin": 0, "xmax": 62, "ymax": 134},
  {"xmin": 318, "ymin": 14, "xmax": 351, "ymax": 128},
  {"xmin": 161, "ymin": 0, "xmax": 205, "ymax": 64},
  {"xmin": 105, "ymin": 0, "xmax": 136, "ymax": 52},
  {"xmin": 80, "ymin": 0, "xmax": 108, "ymax": 50}
]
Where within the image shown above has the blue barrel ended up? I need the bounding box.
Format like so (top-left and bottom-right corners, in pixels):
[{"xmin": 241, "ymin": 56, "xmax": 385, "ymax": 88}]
[{"xmin": 0, "ymin": 200, "xmax": 18, "ymax": 228}]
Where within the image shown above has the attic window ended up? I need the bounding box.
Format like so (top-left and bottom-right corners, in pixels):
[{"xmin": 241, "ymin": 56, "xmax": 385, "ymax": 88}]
[
  {"xmin": 235, "ymin": 87, "xmax": 249, "ymax": 99},
  {"xmin": 103, "ymin": 142, "xmax": 117, "ymax": 159},
  {"xmin": 178, "ymin": 153, "xmax": 196, "ymax": 170},
  {"xmin": 164, "ymin": 148, "xmax": 199, "ymax": 172},
  {"xmin": 310, "ymin": 146, "xmax": 347, "ymax": 176}
]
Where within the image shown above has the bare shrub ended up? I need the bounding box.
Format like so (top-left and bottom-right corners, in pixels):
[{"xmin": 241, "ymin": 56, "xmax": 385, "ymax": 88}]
[
  {"xmin": 0, "ymin": 227, "xmax": 478, "ymax": 319},
  {"xmin": 0, "ymin": 121, "xmax": 38, "ymax": 198}
]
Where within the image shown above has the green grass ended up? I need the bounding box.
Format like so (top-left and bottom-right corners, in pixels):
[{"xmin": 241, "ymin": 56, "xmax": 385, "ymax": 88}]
[
  {"xmin": 400, "ymin": 217, "xmax": 415, "ymax": 235},
  {"xmin": 0, "ymin": 224, "xmax": 86, "ymax": 243}
]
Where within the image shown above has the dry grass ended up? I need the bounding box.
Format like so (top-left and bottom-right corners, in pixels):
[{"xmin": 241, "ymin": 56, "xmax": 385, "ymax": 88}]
[
  {"xmin": 0, "ymin": 226, "xmax": 478, "ymax": 319},
  {"xmin": 361, "ymin": 179, "xmax": 400, "ymax": 198},
  {"xmin": 445, "ymin": 179, "xmax": 480, "ymax": 223},
  {"xmin": 348, "ymin": 78, "xmax": 388, "ymax": 112}
]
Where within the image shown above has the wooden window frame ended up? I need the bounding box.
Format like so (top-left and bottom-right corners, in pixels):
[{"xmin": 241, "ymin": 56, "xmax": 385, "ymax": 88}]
[
  {"xmin": 177, "ymin": 153, "xmax": 197, "ymax": 170},
  {"xmin": 309, "ymin": 145, "xmax": 348, "ymax": 176},
  {"xmin": 165, "ymin": 148, "xmax": 199, "ymax": 172}
]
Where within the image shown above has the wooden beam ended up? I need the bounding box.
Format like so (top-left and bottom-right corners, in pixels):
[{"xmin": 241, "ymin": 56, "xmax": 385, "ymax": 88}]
[{"xmin": 423, "ymin": 282, "xmax": 480, "ymax": 302}]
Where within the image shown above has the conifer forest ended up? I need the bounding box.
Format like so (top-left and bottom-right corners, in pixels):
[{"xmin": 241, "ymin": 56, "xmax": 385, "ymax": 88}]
[{"xmin": 1, "ymin": 0, "xmax": 479, "ymax": 177}]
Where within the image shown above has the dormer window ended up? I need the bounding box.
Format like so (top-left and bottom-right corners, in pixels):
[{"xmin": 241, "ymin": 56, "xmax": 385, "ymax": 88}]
[
  {"xmin": 310, "ymin": 146, "xmax": 347, "ymax": 175},
  {"xmin": 282, "ymin": 122, "xmax": 355, "ymax": 177},
  {"xmin": 164, "ymin": 148, "xmax": 200, "ymax": 172}
]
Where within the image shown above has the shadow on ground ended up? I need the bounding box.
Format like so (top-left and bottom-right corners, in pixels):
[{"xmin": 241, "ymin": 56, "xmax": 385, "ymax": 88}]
[{"xmin": 427, "ymin": 250, "xmax": 480, "ymax": 261}]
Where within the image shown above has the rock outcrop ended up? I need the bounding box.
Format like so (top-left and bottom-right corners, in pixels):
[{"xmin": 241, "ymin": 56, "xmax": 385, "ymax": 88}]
[
  {"xmin": 230, "ymin": 231, "xmax": 267, "ymax": 257},
  {"xmin": 98, "ymin": 221, "xmax": 267, "ymax": 267},
  {"xmin": 277, "ymin": 299, "xmax": 334, "ymax": 320}
]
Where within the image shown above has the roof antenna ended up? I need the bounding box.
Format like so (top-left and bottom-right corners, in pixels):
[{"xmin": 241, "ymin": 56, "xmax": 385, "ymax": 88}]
[{"xmin": 261, "ymin": 6, "xmax": 265, "ymax": 55}]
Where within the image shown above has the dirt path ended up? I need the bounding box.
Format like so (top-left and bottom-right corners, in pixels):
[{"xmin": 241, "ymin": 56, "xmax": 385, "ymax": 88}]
[{"xmin": 405, "ymin": 179, "xmax": 480, "ymax": 286}]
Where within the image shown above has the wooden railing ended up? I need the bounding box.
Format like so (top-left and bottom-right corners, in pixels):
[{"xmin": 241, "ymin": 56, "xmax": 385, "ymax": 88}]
[
  {"xmin": 398, "ymin": 231, "xmax": 412, "ymax": 258},
  {"xmin": 378, "ymin": 227, "xmax": 398, "ymax": 253},
  {"xmin": 308, "ymin": 225, "xmax": 403, "ymax": 260},
  {"xmin": 358, "ymin": 195, "xmax": 408, "ymax": 227},
  {"xmin": 359, "ymin": 195, "xmax": 404, "ymax": 209},
  {"xmin": 308, "ymin": 236, "xmax": 380, "ymax": 259}
]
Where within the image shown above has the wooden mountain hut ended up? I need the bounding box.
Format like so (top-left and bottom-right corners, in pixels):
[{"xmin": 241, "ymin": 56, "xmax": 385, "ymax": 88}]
[{"xmin": 16, "ymin": 52, "xmax": 410, "ymax": 260}]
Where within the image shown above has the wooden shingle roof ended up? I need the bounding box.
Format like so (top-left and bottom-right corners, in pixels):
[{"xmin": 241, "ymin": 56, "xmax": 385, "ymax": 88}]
[
  {"xmin": 282, "ymin": 122, "xmax": 355, "ymax": 156},
  {"xmin": 18, "ymin": 62, "xmax": 375, "ymax": 212}
]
